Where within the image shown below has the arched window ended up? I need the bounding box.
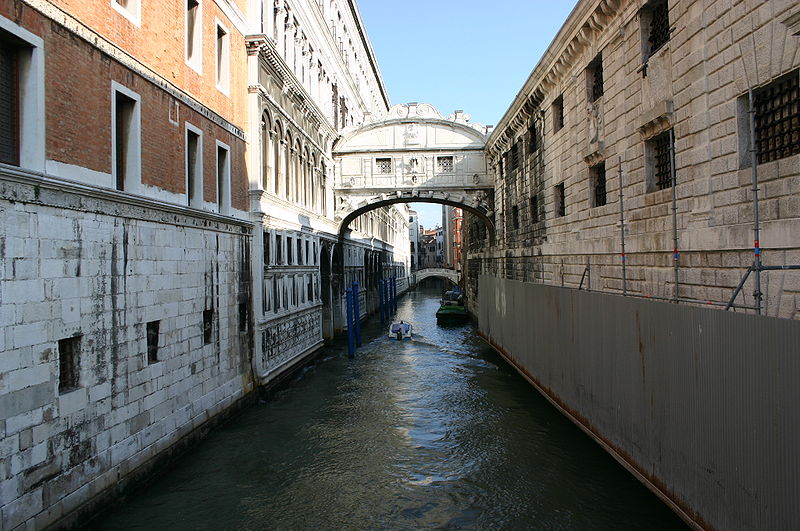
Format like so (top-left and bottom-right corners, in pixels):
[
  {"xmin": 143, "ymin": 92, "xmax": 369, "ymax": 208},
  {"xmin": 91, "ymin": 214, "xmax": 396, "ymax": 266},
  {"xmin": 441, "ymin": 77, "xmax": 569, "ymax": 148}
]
[
  {"xmin": 273, "ymin": 121, "xmax": 283, "ymax": 196},
  {"xmin": 261, "ymin": 112, "xmax": 271, "ymax": 191}
]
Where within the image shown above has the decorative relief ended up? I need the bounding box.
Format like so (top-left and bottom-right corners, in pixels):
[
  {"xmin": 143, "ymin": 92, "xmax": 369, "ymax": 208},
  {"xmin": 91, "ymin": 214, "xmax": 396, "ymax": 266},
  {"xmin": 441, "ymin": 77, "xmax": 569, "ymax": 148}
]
[
  {"xmin": 587, "ymin": 100, "xmax": 603, "ymax": 144},
  {"xmin": 261, "ymin": 311, "xmax": 321, "ymax": 371},
  {"xmin": 637, "ymin": 99, "xmax": 674, "ymax": 141}
]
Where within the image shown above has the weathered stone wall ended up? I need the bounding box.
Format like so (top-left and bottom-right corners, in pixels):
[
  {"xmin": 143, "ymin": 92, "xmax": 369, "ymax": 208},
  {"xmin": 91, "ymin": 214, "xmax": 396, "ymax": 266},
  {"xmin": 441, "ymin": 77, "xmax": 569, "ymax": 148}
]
[
  {"xmin": 471, "ymin": 0, "xmax": 800, "ymax": 318},
  {"xmin": 0, "ymin": 174, "xmax": 253, "ymax": 528}
]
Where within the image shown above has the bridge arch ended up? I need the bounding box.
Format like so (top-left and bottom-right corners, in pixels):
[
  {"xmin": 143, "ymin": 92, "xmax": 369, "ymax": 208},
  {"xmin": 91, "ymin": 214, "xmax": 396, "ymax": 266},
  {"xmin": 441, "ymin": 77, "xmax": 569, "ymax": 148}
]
[
  {"xmin": 415, "ymin": 268, "xmax": 459, "ymax": 284},
  {"xmin": 337, "ymin": 193, "xmax": 495, "ymax": 242},
  {"xmin": 332, "ymin": 102, "xmax": 496, "ymax": 244}
]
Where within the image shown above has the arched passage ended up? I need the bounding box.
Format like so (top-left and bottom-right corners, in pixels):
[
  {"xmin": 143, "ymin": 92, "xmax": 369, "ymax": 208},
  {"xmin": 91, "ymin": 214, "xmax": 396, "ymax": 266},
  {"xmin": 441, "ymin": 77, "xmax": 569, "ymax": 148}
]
[
  {"xmin": 319, "ymin": 244, "xmax": 333, "ymax": 339},
  {"xmin": 336, "ymin": 195, "xmax": 495, "ymax": 244}
]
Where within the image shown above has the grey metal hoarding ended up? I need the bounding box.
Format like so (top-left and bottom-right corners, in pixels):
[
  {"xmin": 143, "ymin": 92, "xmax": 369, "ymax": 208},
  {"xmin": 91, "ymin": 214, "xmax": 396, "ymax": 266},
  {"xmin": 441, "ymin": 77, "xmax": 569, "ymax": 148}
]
[{"xmin": 478, "ymin": 275, "xmax": 800, "ymax": 531}]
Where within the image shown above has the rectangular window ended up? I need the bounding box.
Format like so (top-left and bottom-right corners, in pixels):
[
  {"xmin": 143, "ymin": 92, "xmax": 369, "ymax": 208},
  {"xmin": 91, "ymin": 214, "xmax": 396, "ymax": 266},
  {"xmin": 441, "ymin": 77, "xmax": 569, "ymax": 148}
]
[
  {"xmin": 528, "ymin": 123, "xmax": 538, "ymax": 153},
  {"xmin": 0, "ymin": 23, "xmax": 44, "ymax": 172},
  {"xmin": 552, "ymin": 94, "xmax": 564, "ymax": 133},
  {"xmin": 647, "ymin": 130, "xmax": 674, "ymax": 191},
  {"xmin": 307, "ymin": 276, "xmax": 313, "ymax": 302},
  {"xmin": 509, "ymin": 142, "xmax": 520, "ymax": 172},
  {"xmin": 58, "ymin": 336, "xmax": 81, "ymax": 393},
  {"xmin": 112, "ymin": 0, "xmax": 141, "ymax": 26},
  {"xmin": 186, "ymin": 0, "xmax": 202, "ymax": 72},
  {"xmin": 590, "ymin": 162, "xmax": 607, "ymax": 207},
  {"xmin": 297, "ymin": 239, "xmax": 302, "ymax": 265},
  {"xmin": 263, "ymin": 231, "xmax": 270, "ymax": 265},
  {"xmin": 376, "ymin": 157, "xmax": 392, "ymax": 174},
  {"xmin": 216, "ymin": 141, "xmax": 231, "ymax": 214},
  {"xmin": 238, "ymin": 302, "xmax": 248, "ymax": 332},
  {"xmin": 215, "ymin": 21, "xmax": 230, "ymax": 94},
  {"xmin": 753, "ymin": 71, "xmax": 800, "ymax": 164},
  {"xmin": 512, "ymin": 205, "xmax": 520, "ymax": 230},
  {"xmin": 276, "ymin": 234, "xmax": 283, "ymax": 264},
  {"xmin": 554, "ymin": 182, "xmax": 566, "ymax": 217},
  {"xmin": 643, "ymin": 0, "xmax": 669, "ymax": 58},
  {"xmin": 146, "ymin": 320, "xmax": 160, "ymax": 364},
  {"xmin": 287, "ymin": 236, "xmax": 293, "ymax": 264},
  {"xmin": 530, "ymin": 194, "xmax": 540, "ymax": 223},
  {"xmin": 0, "ymin": 38, "xmax": 19, "ymax": 165},
  {"xmin": 437, "ymin": 156, "xmax": 454, "ymax": 173},
  {"xmin": 203, "ymin": 308, "xmax": 213, "ymax": 344},
  {"xmin": 186, "ymin": 125, "xmax": 202, "ymax": 206},
  {"xmin": 112, "ymin": 84, "xmax": 141, "ymax": 192},
  {"xmin": 588, "ymin": 53, "xmax": 603, "ymax": 102},
  {"xmin": 273, "ymin": 277, "xmax": 279, "ymax": 313}
]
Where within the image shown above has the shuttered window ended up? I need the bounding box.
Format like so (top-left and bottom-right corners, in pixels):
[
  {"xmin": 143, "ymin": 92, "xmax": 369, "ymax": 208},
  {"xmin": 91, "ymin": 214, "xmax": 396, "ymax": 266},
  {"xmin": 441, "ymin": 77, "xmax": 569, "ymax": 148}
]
[{"xmin": 0, "ymin": 39, "xmax": 19, "ymax": 165}]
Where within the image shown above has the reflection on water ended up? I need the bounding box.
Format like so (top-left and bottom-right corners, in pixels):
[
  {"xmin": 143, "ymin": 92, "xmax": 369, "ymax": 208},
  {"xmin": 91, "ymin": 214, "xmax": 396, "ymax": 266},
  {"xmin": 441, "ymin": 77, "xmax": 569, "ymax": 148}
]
[{"xmin": 89, "ymin": 289, "xmax": 687, "ymax": 530}]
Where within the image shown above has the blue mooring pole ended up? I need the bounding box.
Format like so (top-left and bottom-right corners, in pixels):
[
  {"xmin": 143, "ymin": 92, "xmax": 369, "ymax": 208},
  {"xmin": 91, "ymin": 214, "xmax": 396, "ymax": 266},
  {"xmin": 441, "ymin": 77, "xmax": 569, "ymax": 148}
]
[
  {"xmin": 391, "ymin": 277, "xmax": 397, "ymax": 312},
  {"xmin": 352, "ymin": 281, "xmax": 362, "ymax": 347},
  {"xmin": 378, "ymin": 279, "xmax": 385, "ymax": 323},
  {"xmin": 384, "ymin": 279, "xmax": 390, "ymax": 318},
  {"xmin": 345, "ymin": 288, "xmax": 355, "ymax": 358}
]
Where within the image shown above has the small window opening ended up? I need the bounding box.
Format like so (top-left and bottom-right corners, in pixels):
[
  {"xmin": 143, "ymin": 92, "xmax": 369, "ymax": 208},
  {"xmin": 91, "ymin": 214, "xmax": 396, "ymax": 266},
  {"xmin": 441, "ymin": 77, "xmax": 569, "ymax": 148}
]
[
  {"xmin": 376, "ymin": 157, "xmax": 392, "ymax": 174},
  {"xmin": 186, "ymin": 128, "xmax": 201, "ymax": 206},
  {"xmin": 114, "ymin": 91, "xmax": 136, "ymax": 191},
  {"xmin": 146, "ymin": 320, "xmax": 160, "ymax": 363},
  {"xmin": 648, "ymin": 130, "xmax": 674, "ymax": 191},
  {"xmin": 0, "ymin": 38, "xmax": 20, "ymax": 166},
  {"xmin": 588, "ymin": 53, "xmax": 603, "ymax": 102},
  {"xmin": 58, "ymin": 336, "xmax": 81, "ymax": 393},
  {"xmin": 203, "ymin": 309, "xmax": 213, "ymax": 344},
  {"xmin": 530, "ymin": 194, "xmax": 540, "ymax": 223},
  {"xmin": 512, "ymin": 205, "xmax": 520, "ymax": 230},
  {"xmin": 437, "ymin": 156, "xmax": 454, "ymax": 173}
]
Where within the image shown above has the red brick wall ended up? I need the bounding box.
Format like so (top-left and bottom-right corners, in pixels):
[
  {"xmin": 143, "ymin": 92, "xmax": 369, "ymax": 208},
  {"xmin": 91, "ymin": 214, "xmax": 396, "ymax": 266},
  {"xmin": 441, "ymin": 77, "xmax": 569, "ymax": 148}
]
[{"xmin": 3, "ymin": 1, "xmax": 247, "ymax": 211}]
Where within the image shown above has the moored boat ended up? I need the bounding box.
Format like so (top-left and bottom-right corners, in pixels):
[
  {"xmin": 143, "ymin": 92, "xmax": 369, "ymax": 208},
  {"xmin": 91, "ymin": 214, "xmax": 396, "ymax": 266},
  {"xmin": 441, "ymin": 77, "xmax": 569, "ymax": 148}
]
[{"xmin": 436, "ymin": 289, "xmax": 469, "ymax": 324}]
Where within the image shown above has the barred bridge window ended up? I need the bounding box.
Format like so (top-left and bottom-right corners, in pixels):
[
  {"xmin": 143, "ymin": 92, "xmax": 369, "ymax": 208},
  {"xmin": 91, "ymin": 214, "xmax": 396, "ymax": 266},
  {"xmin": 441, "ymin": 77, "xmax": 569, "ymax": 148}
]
[
  {"xmin": 376, "ymin": 157, "xmax": 392, "ymax": 174},
  {"xmin": 437, "ymin": 156, "xmax": 453, "ymax": 173},
  {"xmin": 754, "ymin": 71, "xmax": 800, "ymax": 164}
]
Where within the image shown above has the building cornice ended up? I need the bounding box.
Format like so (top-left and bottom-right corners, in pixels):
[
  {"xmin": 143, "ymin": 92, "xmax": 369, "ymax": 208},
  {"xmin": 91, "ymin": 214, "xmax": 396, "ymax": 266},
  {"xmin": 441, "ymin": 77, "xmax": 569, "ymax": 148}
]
[
  {"xmin": 246, "ymin": 34, "xmax": 338, "ymax": 152},
  {"xmin": 487, "ymin": 0, "xmax": 624, "ymax": 153}
]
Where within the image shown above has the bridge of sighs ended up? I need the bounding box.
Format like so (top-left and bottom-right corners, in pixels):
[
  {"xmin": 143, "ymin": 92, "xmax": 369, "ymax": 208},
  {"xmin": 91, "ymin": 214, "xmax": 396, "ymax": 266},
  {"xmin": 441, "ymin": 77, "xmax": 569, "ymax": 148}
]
[{"xmin": 332, "ymin": 103, "xmax": 495, "ymax": 239}]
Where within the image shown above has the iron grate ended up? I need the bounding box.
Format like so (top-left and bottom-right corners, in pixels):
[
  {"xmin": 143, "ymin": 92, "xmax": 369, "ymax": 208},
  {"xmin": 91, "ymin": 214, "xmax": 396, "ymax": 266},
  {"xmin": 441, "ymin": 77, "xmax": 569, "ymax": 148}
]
[
  {"xmin": 648, "ymin": 0, "xmax": 670, "ymax": 56},
  {"xmin": 755, "ymin": 72, "xmax": 800, "ymax": 164},
  {"xmin": 653, "ymin": 131, "xmax": 673, "ymax": 190}
]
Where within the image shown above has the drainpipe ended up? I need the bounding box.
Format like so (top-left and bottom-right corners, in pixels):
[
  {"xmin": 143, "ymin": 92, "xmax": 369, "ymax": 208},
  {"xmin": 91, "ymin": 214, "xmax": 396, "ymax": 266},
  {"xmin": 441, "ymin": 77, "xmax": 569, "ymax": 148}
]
[
  {"xmin": 618, "ymin": 158, "xmax": 627, "ymax": 296},
  {"xmin": 749, "ymin": 88, "xmax": 763, "ymax": 315},
  {"xmin": 669, "ymin": 129, "xmax": 679, "ymax": 303}
]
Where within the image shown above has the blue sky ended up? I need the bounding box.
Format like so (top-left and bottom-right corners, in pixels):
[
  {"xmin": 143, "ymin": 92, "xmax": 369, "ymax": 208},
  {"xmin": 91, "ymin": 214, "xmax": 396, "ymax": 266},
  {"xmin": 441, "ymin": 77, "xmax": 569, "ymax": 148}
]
[{"xmin": 357, "ymin": 0, "xmax": 578, "ymax": 229}]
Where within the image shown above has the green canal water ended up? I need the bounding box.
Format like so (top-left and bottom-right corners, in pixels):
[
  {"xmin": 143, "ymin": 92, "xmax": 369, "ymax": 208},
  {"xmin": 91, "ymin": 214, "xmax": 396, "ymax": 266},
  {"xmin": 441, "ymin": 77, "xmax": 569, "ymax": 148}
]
[{"xmin": 88, "ymin": 289, "xmax": 687, "ymax": 530}]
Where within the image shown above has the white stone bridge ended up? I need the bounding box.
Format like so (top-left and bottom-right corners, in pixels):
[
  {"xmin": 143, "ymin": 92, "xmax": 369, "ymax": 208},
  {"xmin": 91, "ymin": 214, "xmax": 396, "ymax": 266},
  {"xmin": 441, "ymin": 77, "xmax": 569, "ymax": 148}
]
[
  {"xmin": 332, "ymin": 103, "xmax": 495, "ymax": 239},
  {"xmin": 414, "ymin": 268, "xmax": 459, "ymax": 284}
]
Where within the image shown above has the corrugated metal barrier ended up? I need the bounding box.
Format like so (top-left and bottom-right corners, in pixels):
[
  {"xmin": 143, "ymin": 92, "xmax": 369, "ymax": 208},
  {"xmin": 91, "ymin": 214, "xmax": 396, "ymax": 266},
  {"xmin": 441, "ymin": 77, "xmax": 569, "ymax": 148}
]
[{"xmin": 478, "ymin": 275, "xmax": 800, "ymax": 531}]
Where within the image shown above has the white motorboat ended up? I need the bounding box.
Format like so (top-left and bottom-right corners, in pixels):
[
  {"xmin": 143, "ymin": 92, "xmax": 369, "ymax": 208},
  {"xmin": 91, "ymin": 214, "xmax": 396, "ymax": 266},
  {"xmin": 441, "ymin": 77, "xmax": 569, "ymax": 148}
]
[{"xmin": 389, "ymin": 321, "xmax": 412, "ymax": 340}]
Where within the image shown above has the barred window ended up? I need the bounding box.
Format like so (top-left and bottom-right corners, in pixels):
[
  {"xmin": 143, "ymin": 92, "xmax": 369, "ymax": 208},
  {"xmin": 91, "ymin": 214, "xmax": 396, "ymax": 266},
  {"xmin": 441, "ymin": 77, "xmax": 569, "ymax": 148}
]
[
  {"xmin": 0, "ymin": 39, "xmax": 19, "ymax": 165},
  {"xmin": 529, "ymin": 123, "xmax": 538, "ymax": 152},
  {"xmin": 588, "ymin": 53, "xmax": 603, "ymax": 102},
  {"xmin": 644, "ymin": 0, "xmax": 669, "ymax": 57},
  {"xmin": 553, "ymin": 94, "xmax": 564, "ymax": 132},
  {"xmin": 648, "ymin": 130, "xmax": 674, "ymax": 191},
  {"xmin": 58, "ymin": 336, "xmax": 81, "ymax": 393},
  {"xmin": 376, "ymin": 157, "xmax": 392, "ymax": 174},
  {"xmin": 437, "ymin": 156, "xmax": 454, "ymax": 173},
  {"xmin": 554, "ymin": 182, "xmax": 566, "ymax": 217},
  {"xmin": 510, "ymin": 142, "xmax": 520, "ymax": 171},
  {"xmin": 754, "ymin": 71, "xmax": 800, "ymax": 164},
  {"xmin": 590, "ymin": 162, "xmax": 607, "ymax": 207},
  {"xmin": 512, "ymin": 205, "xmax": 520, "ymax": 230},
  {"xmin": 530, "ymin": 194, "xmax": 540, "ymax": 223}
]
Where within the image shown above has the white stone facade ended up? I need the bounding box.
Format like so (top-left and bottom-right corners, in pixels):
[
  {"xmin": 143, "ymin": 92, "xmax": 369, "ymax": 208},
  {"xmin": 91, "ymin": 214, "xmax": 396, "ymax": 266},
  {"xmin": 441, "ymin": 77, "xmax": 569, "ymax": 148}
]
[{"xmin": 467, "ymin": 0, "xmax": 800, "ymax": 319}]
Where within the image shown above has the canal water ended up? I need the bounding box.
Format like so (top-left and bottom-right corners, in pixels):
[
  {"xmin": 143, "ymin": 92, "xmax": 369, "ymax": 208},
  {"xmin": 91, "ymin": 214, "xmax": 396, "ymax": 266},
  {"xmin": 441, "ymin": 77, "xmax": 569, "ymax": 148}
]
[{"xmin": 89, "ymin": 289, "xmax": 687, "ymax": 530}]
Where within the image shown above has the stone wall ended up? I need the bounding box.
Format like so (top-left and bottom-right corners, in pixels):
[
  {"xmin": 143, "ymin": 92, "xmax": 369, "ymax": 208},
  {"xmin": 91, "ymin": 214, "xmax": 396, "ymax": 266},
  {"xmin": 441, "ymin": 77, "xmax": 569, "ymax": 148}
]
[
  {"xmin": 0, "ymin": 173, "xmax": 253, "ymax": 528},
  {"xmin": 470, "ymin": 0, "xmax": 800, "ymax": 319}
]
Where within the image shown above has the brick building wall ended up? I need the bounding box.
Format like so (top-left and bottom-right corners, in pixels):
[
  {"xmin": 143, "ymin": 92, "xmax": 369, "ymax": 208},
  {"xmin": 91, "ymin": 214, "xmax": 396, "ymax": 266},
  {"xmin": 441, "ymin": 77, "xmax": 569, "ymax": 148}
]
[
  {"xmin": 467, "ymin": 0, "xmax": 800, "ymax": 319},
  {"xmin": 1, "ymin": 0, "xmax": 254, "ymax": 527}
]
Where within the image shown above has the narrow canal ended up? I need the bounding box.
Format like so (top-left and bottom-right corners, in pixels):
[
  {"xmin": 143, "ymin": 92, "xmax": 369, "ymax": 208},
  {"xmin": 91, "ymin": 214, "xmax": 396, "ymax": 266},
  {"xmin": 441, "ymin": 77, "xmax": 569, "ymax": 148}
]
[{"xmin": 90, "ymin": 289, "xmax": 687, "ymax": 530}]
